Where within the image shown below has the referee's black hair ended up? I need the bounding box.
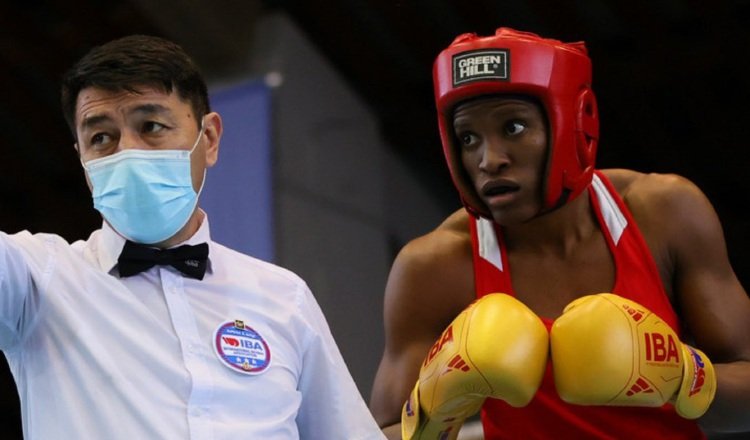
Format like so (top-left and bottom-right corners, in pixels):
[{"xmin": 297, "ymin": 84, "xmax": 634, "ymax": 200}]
[{"xmin": 61, "ymin": 34, "xmax": 210, "ymax": 138}]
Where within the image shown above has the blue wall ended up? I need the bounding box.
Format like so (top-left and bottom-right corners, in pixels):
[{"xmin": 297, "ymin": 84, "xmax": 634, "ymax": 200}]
[{"xmin": 201, "ymin": 80, "xmax": 274, "ymax": 262}]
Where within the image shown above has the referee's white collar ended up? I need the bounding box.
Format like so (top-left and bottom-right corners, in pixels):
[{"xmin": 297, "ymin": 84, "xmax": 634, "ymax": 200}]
[{"xmin": 97, "ymin": 209, "xmax": 213, "ymax": 275}]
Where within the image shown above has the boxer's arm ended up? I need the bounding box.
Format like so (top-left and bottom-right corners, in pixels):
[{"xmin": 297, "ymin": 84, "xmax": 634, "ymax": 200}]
[
  {"xmin": 634, "ymin": 173, "xmax": 750, "ymax": 431},
  {"xmin": 369, "ymin": 213, "xmax": 475, "ymax": 435}
]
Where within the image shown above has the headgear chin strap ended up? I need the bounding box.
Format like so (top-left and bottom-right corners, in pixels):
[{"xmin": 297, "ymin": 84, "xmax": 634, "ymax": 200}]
[{"xmin": 433, "ymin": 27, "xmax": 599, "ymax": 218}]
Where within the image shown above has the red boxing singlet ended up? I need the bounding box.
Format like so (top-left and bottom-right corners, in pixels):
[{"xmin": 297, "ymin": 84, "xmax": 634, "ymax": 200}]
[{"xmin": 469, "ymin": 171, "xmax": 705, "ymax": 439}]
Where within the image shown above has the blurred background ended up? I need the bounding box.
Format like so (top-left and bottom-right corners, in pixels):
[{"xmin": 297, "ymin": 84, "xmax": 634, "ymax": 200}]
[{"xmin": 1, "ymin": 0, "xmax": 748, "ymax": 438}]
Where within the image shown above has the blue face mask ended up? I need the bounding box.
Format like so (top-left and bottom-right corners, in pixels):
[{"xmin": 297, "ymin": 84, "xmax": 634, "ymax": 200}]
[{"xmin": 82, "ymin": 125, "xmax": 205, "ymax": 244}]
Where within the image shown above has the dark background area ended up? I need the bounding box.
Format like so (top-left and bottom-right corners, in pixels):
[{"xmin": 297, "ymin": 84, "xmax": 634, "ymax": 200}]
[{"xmin": 1, "ymin": 0, "xmax": 748, "ymax": 437}]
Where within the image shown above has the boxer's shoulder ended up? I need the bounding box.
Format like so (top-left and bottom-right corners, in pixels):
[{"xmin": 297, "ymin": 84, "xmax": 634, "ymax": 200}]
[
  {"xmin": 601, "ymin": 168, "xmax": 700, "ymax": 218},
  {"xmin": 599, "ymin": 169, "xmax": 710, "ymax": 284},
  {"xmin": 402, "ymin": 208, "xmax": 473, "ymax": 272},
  {"xmin": 386, "ymin": 209, "xmax": 475, "ymax": 327},
  {"xmin": 435, "ymin": 208, "xmax": 472, "ymax": 241}
]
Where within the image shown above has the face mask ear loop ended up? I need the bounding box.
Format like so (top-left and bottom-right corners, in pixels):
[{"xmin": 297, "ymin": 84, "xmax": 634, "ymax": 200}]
[
  {"xmin": 192, "ymin": 116, "xmax": 208, "ymax": 197},
  {"xmin": 189, "ymin": 116, "xmax": 206, "ymax": 155}
]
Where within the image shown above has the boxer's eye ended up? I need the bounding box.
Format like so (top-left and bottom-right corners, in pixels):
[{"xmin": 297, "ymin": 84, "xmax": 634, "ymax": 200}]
[
  {"xmin": 504, "ymin": 120, "xmax": 526, "ymax": 136},
  {"xmin": 458, "ymin": 131, "xmax": 479, "ymax": 149}
]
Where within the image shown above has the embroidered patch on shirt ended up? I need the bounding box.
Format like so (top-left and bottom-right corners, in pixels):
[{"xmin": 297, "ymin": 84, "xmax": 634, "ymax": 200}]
[{"xmin": 213, "ymin": 320, "xmax": 271, "ymax": 375}]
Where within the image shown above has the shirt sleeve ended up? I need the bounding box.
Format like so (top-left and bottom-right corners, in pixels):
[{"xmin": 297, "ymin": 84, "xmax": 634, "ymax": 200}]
[
  {"xmin": 0, "ymin": 231, "xmax": 46, "ymax": 350},
  {"xmin": 295, "ymin": 283, "xmax": 385, "ymax": 440}
]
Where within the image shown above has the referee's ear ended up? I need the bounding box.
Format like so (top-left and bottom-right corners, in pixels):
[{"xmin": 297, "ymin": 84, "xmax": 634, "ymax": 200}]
[{"xmin": 202, "ymin": 111, "xmax": 222, "ymax": 168}]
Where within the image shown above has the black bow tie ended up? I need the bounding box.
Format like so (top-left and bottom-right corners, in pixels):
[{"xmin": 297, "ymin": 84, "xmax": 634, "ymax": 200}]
[{"xmin": 117, "ymin": 241, "xmax": 209, "ymax": 280}]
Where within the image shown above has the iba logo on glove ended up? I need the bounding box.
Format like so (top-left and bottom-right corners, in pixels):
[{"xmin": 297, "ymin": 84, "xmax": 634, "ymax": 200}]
[
  {"xmin": 423, "ymin": 324, "xmax": 454, "ymax": 368},
  {"xmin": 643, "ymin": 332, "xmax": 679, "ymax": 364},
  {"xmin": 621, "ymin": 302, "xmax": 680, "ymax": 365}
]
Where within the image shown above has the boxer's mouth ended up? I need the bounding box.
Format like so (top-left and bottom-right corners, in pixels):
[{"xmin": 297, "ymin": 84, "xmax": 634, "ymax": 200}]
[{"xmin": 481, "ymin": 180, "xmax": 520, "ymax": 197}]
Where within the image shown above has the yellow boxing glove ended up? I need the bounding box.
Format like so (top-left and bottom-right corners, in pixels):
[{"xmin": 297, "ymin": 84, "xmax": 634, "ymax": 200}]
[
  {"xmin": 550, "ymin": 293, "xmax": 716, "ymax": 419},
  {"xmin": 402, "ymin": 293, "xmax": 548, "ymax": 440}
]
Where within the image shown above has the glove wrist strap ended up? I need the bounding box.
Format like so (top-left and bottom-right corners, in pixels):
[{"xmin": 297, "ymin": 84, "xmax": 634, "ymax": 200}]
[
  {"xmin": 672, "ymin": 344, "xmax": 717, "ymax": 419},
  {"xmin": 401, "ymin": 381, "xmax": 470, "ymax": 440}
]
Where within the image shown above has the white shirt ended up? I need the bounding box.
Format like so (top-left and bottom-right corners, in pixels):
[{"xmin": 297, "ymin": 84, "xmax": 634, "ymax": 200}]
[{"xmin": 0, "ymin": 215, "xmax": 385, "ymax": 440}]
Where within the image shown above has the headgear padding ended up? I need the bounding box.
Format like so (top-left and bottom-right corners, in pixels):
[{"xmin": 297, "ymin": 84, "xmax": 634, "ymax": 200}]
[{"xmin": 433, "ymin": 28, "xmax": 599, "ymax": 217}]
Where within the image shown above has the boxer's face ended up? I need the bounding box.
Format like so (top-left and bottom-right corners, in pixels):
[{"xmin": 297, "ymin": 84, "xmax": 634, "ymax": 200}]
[{"xmin": 454, "ymin": 96, "xmax": 547, "ymax": 225}]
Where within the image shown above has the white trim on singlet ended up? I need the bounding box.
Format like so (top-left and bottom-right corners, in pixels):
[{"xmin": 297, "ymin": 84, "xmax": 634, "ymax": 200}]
[
  {"xmin": 477, "ymin": 217, "xmax": 503, "ymax": 272},
  {"xmin": 591, "ymin": 173, "xmax": 627, "ymax": 245}
]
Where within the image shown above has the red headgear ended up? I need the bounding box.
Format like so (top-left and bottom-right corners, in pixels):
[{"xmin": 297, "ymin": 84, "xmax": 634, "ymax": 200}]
[{"xmin": 433, "ymin": 27, "xmax": 599, "ymax": 217}]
